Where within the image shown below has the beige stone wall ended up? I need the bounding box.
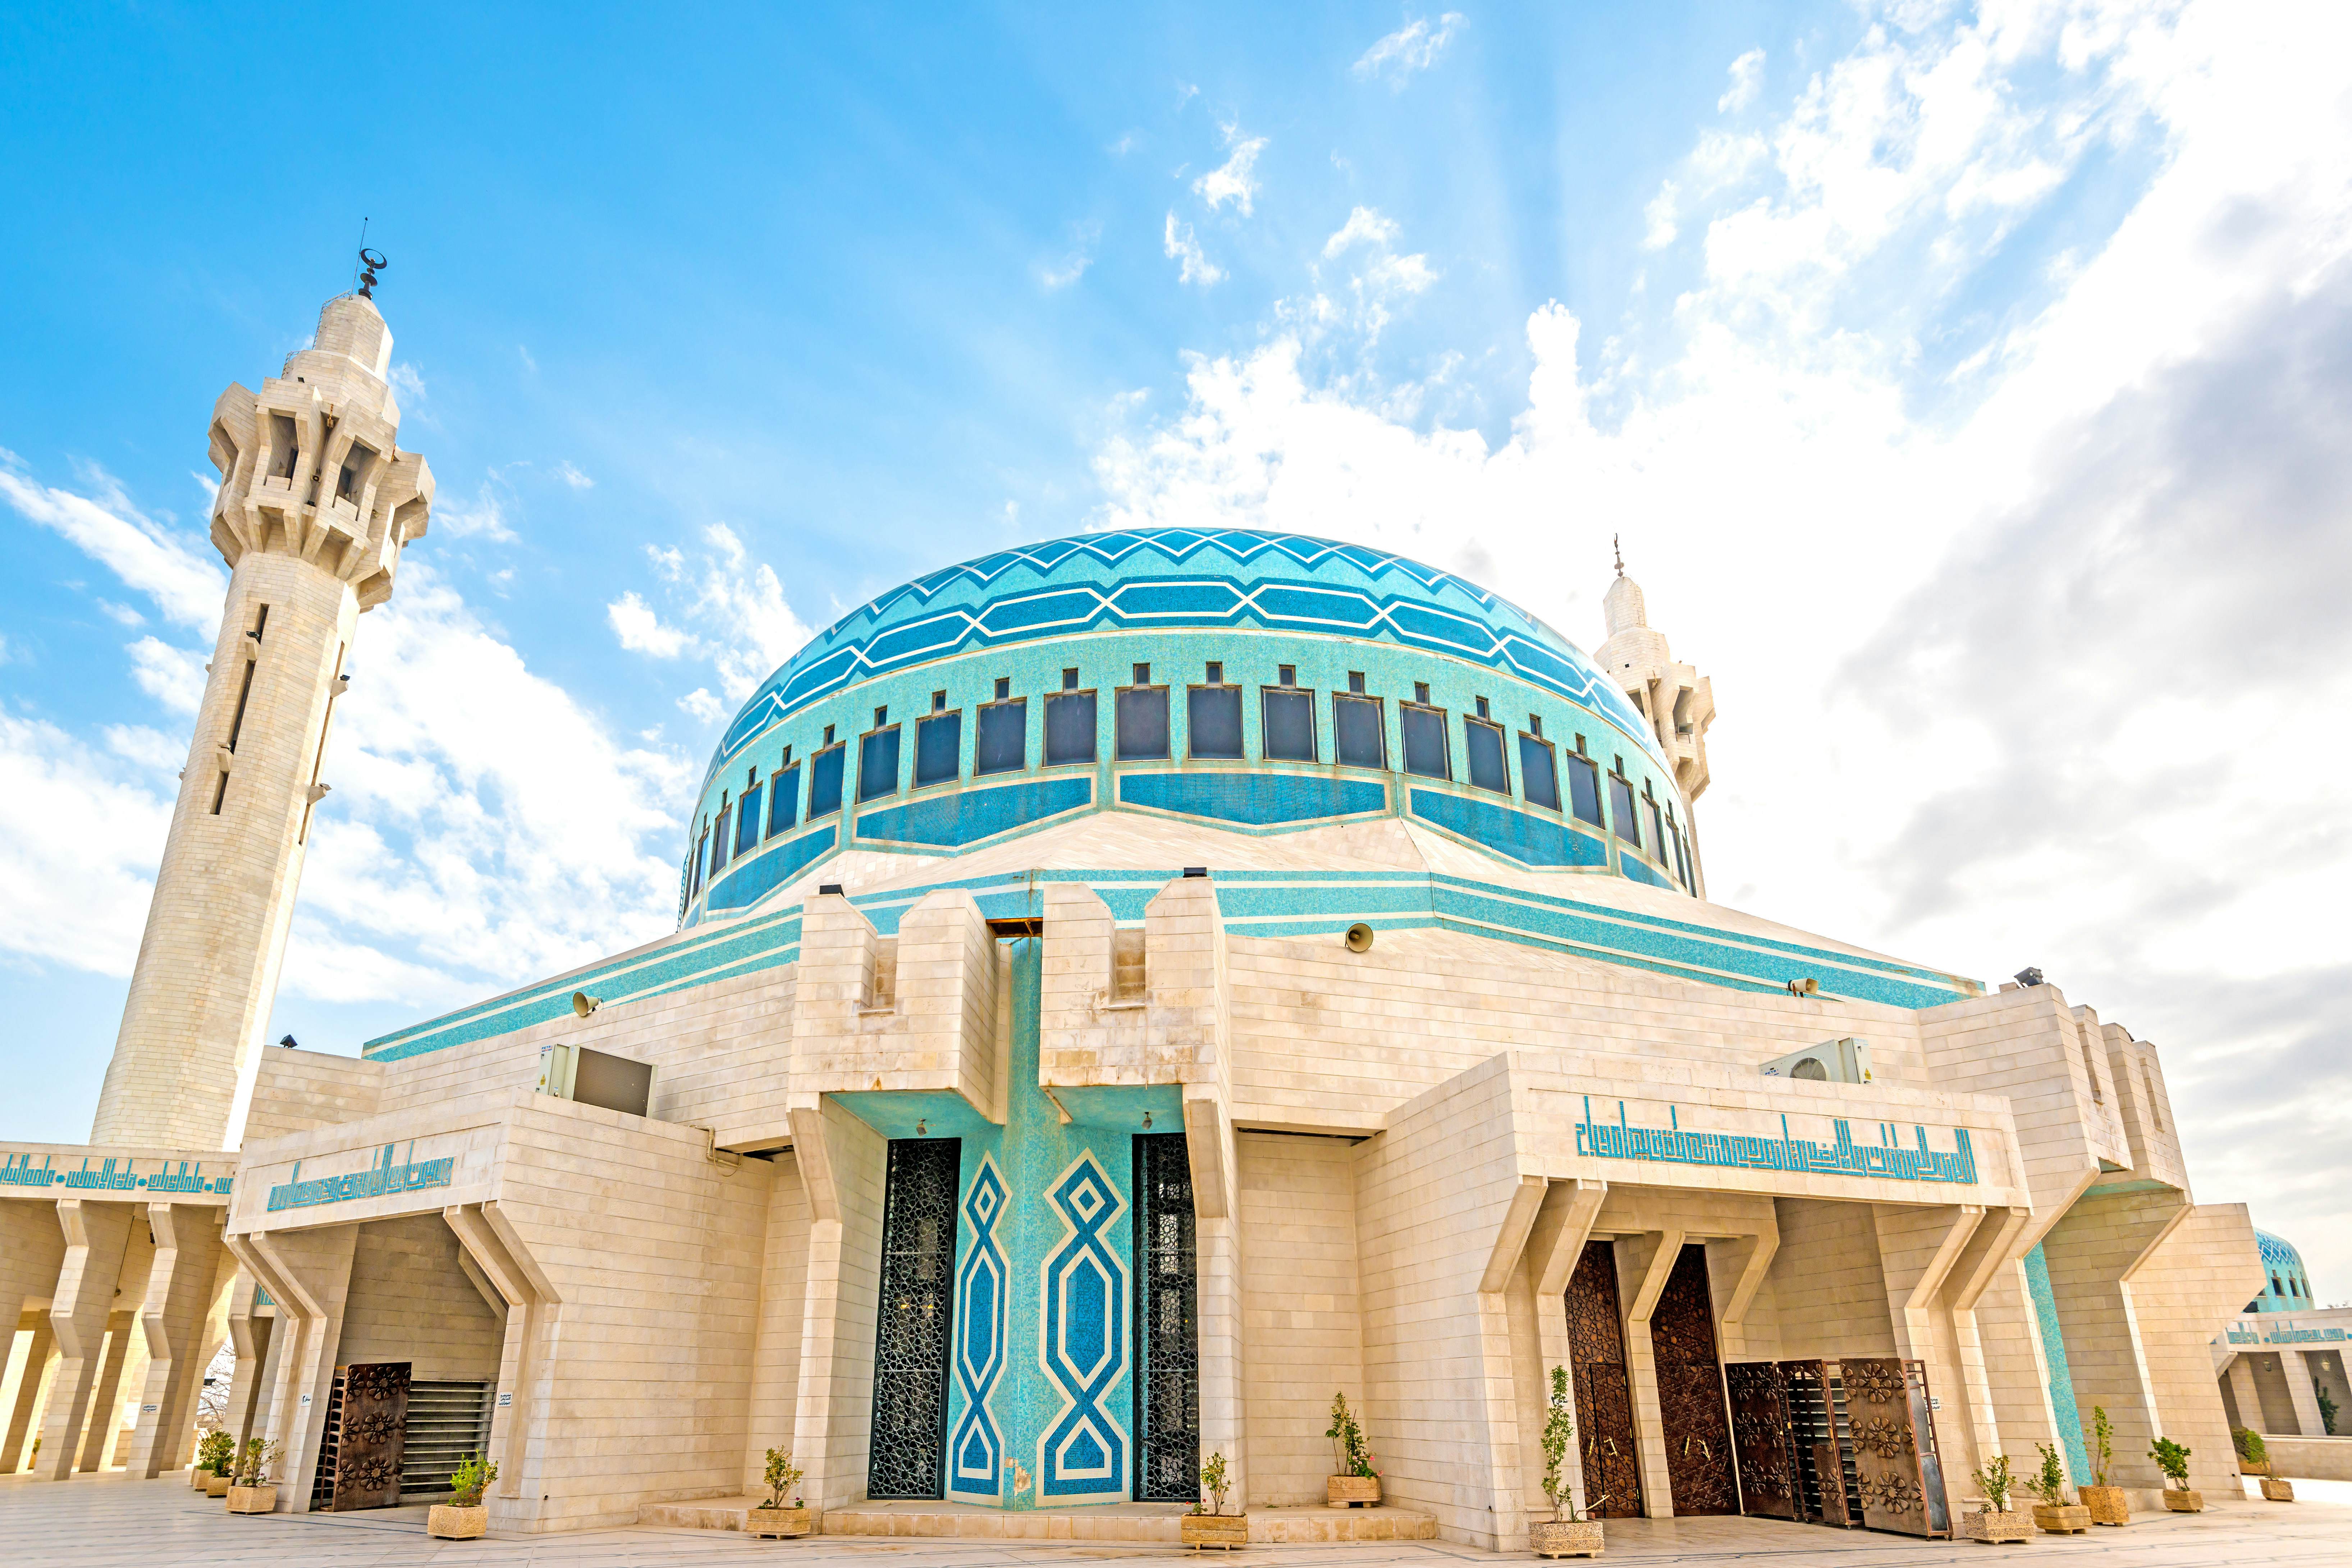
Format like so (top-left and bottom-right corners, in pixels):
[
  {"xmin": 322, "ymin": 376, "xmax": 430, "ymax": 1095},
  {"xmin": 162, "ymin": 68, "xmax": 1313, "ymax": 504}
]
[
  {"xmin": 1236, "ymin": 1131, "xmax": 1365, "ymax": 1506},
  {"xmin": 2127, "ymin": 1203, "xmax": 2262, "ymax": 1493},
  {"xmin": 1760, "ymin": 1198, "xmax": 1896, "ymax": 1361},
  {"xmin": 333, "ymin": 1214, "xmax": 504, "ymax": 1382},
  {"xmin": 243, "ymin": 1049, "xmax": 385, "ymax": 1144},
  {"xmin": 742, "ymin": 1151, "xmax": 811, "ymax": 1494}
]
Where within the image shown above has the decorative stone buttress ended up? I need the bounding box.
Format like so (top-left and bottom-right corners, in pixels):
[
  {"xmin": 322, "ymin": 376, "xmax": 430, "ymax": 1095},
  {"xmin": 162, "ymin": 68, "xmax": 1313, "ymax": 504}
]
[
  {"xmin": 1594, "ymin": 548, "xmax": 1715, "ymax": 887},
  {"xmin": 88, "ymin": 292, "xmax": 432, "ymax": 1150}
]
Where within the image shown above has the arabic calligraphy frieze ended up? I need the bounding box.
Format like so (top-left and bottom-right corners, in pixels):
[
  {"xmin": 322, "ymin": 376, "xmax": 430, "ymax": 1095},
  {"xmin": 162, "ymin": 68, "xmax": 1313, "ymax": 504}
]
[
  {"xmin": 265, "ymin": 1142, "xmax": 454, "ymax": 1212},
  {"xmin": 1572, "ymin": 1096, "xmax": 1980, "ymax": 1186},
  {"xmin": 0, "ymin": 1153, "xmax": 232, "ymax": 1196}
]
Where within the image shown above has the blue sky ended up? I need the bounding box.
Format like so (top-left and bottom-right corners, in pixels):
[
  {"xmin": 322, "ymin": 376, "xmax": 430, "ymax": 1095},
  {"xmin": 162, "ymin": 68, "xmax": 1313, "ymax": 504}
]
[{"xmin": 4, "ymin": 3, "xmax": 2349, "ymax": 1290}]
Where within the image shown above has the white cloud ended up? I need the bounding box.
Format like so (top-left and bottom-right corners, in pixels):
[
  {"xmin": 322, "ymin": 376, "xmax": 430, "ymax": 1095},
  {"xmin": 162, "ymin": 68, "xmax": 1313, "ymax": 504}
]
[
  {"xmin": 607, "ymin": 590, "xmax": 691, "ymax": 658},
  {"xmin": 126, "ymin": 637, "xmax": 206, "ymax": 716},
  {"xmin": 1322, "ymin": 205, "xmax": 1400, "ymax": 258},
  {"xmin": 0, "ymin": 454, "xmax": 225, "ymax": 633},
  {"xmin": 613, "ymin": 525, "xmax": 818, "ymax": 716},
  {"xmin": 679, "ymin": 688, "xmax": 726, "ymax": 723},
  {"xmin": 388, "ymin": 362, "xmax": 427, "ymax": 403},
  {"xmin": 1352, "ymin": 13, "xmax": 1466, "ymax": 85},
  {"xmin": 1038, "ymin": 220, "xmax": 1103, "ymax": 290},
  {"xmin": 433, "ymin": 474, "xmax": 518, "ymax": 542},
  {"xmin": 96, "ymin": 599, "xmax": 143, "ymax": 628},
  {"xmin": 1719, "ymin": 48, "xmax": 1765, "ymax": 113},
  {"xmin": 1642, "ymin": 181, "xmax": 1680, "ymax": 249},
  {"xmin": 0, "ymin": 712, "xmax": 175, "ymax": 975},
  {"xmin": 1312, "ymin": 206, "xmax": 1437, "ymax": 342},
  {"xmin": 102, "ymin": 723, "xmax": 183, "ymax": 773},
  {"xmin": 1193, "ymin": 126, "xmax": 1268, "ymax": 216},
  {"xmin": 1163, "ymin": 212, "xmax": 1227, "ymax": 287},
  {"xmin": 554, "ymin": 461, "xmax": 594, "ymax": 490}
]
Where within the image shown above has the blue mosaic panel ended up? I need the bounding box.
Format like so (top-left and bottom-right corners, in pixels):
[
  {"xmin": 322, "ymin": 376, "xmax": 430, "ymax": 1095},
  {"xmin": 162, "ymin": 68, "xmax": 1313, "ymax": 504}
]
[
  {"xmin": 948, "ymin": 1155, "xmax": 1009, "ymax": 1502},
  {"xmin": 1408, "ymin": 787, "xmax": 1608, "ymax": 869},
  {"xmin": 856, "ymin": 776, "xmax": 1092, "ymax": 849},
  {"xmin": 1038, "ymin": 1151, "xmax": 1130, "ymax": 1499},
  {"xmin": 2022, "ymin": 1242, "xmax": 2091, "ymax": 1483},
  {"xmin": 705, "ymin": 824, "xmax": 837, "ymax": 913},
  {"xmin": 1119, "ymin": 771, "xmax": 1387, "ymax": 827}
]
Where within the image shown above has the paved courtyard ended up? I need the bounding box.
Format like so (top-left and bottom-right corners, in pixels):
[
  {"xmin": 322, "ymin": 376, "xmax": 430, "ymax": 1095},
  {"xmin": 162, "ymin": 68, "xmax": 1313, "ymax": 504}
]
[{"xmin": 5, "ymin": 1476, "xmax": 2351, "ymax": 1568}]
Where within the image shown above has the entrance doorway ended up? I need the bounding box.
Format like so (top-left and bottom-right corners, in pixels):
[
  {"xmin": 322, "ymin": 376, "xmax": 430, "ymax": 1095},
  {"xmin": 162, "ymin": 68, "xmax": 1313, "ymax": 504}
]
[
  {"xmin": 1651, "ymin": 1244, "xmax": 1738, "ymax": 1515},
  {"xmin": 1131, "ymin": 1132, "xmax": 1199, "ymax": 1503},
  {"xmin": 1564, "ymin": 1241, "xmax": 1643, "ymax": 1517},
  {"xmin": 868, "ymin": 1137, "xmax": 962, "ymax": 1499}
]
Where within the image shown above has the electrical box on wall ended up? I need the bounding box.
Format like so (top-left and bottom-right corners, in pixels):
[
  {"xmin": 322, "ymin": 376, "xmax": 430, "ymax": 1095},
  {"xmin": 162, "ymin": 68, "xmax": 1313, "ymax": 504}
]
[
  {"xmin": 1760, "ymin": 1037, "xmax": 1873, "ymax": 1084},
  {"xmin": 537, "ymin": 1043, "xmax": 657, "ymax": 1118}
]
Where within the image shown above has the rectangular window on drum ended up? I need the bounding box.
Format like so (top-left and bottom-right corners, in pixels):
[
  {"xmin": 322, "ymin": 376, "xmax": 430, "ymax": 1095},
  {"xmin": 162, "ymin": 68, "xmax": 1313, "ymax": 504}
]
[
  {"xmin": 1609, "ymin": 773, "xmax": 1640, "ymax": 845},
  {"xmin": 1400, "ymin": 704, "xmax": 1450, "ymax": 779},
  {"xmin": 975, "ymin": 699, "xmax": 1026, "ymax": 773},
  {"xmin": 768, "ymin": 763, "xmax": 801, "ymax": 837},
  {"xmin": 809, "ymin": 745, "xmax": 845, "ymax": 818},
  {"xmin": 1043, "ymin": 690, "xmax": 1095, "ymax": 765},
  {"xmin": 915, "ymin": 710, "xmax": 961, "ymax": 786},
  {"xmin": 1519, "ymin": 733, "xmax": 1560, "ymax": 810},
  {"xmin": 1646, "ymin": 799, "xmax": 1665, "ymax": 860},
  {"xmin": 1333, "ymin": 692, "xmax": 1386, "ymax": 768},
  {"xmin": 1566, "ymin": 753, "xmax": 1602, "ymax": 826},
  {"xmin": 736, "ymin": 784, "xmax": 764, "ymax": 855},
  {"xmin": 1261, "ymin": 686, "xmax": 1316, "ymax": 761},
  {"xmin": 859, "ymin": 725, "xmax": 902, "ymax": 802},
  {"xmin": 1465, "ymin": 718, "xmax": 1509, "ymax": 794},
  {"xmin": 1187, "ymin": 684, "xmax": 1243, "ymax": 759},
  {"xmin": 711, "ymin": 803, "xmax": 732, "ymax": 873},
  {"xmin": 1116, "ymin": 684, "xmax": 1170, "ymax": 760}
]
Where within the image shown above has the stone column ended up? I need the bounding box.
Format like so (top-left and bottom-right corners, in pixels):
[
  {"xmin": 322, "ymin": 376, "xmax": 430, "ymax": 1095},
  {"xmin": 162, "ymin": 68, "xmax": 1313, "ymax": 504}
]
[
  {"xmin": 33, "ymin": 1200, "xmax": 134, "ymax": 1481},
  {"xmin": 1, "ymin": 1315, "xmax": 55, "ymax": 1472},
  {"xmin": 2283, "ymin": 1349, "xmax": 2329, "ymax": 1438},
  {"xmin": 76, "ymin": 1312, "xmax": 138, "ymax": 1471},
  {"xmin": 124, "ymin": 1204, "xmax": 229, "ymax": 1477},
  {"xmin": 1616, "ymin": 1229, "xmax": 1685, "ymax": 1519},
  {"xmin": 2225, "ymin": 1357, "xmax": 2265, "ymax": 1432}
]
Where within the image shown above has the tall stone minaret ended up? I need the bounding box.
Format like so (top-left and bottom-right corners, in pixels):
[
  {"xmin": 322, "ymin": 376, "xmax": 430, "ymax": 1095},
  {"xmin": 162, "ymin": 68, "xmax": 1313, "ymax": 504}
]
[
  {"xmin": 90, "ymin": 283, "xmax": 433, "ymax": 1149},
  {"xmin": 1594, "ymin": 538, "xmax": 1715, "ymax": 893}
]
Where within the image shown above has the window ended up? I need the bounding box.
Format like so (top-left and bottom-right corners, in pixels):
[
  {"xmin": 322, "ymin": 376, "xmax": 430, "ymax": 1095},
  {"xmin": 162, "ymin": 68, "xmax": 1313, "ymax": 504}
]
[
  {"xmin": 689, "ymin": 831, "xmax": 706, "ymax": 897},
  {"xmin": 1117, "ymin": 672, "xmax": 1170, "ymax": 760},
  {"xmin": 858, "ymin": 721, "xmax": 902, "ymax": 802},
  {"xmin": 1347, "ymin": 671, "xmax": 1366, "ymax": 694},
  {"xmin": 1529, "ymin": 713, "xmax": 1544, "ymax": 739},
  {"xmin": 1465, "ymin": 717, "xmax": 1509, "ymax": 794},
  {"xmin": 1645, "ymin": 797, "xmax": 1666, "ymax": 860},
  {"xmin": 1400, "ymin": 701, "xmax": 1450, "ymax": 779},
  {"xmin": 1474, "ymin": 696, "xmax": 1491, "ymax": 719},
  {"xmin": 977, "ymin": 694, "xmax": 1027, "ymax": 774},
  {"xmin": 915, "ymin": 708, "xmax": 961, "ymax": 787},
  {"xmin": 1413, "ymin": 681, "xmax": 1432, "ymax": 704},
  {"xmin": 2144, "ymin": 1064, "xmax": 2163, "ymax": 1131},
  {"xmin": 1044, "ymin": 686, "xmax": 1095, "ymax": 765},
  {"xmin": 1277, "ymin": 664, "xmax": 1296, "ymax": 686},
  {"xmin": 711, "ymin": 798, "xmax": 733, "ymax": 874},
  {"xmin": 1519, "ymin": 733, "xmax": 1560, "ymax": 811},
  {"xmin": 1609, "ymin": 771, "xmax": 1640, "ymax": 846},
  {"xmin": 736, "ymin": 782, "xmax": 764, "ymax": 856},
  {"xmin": 1565, "ymin": 752, "xmax": 1602, "ymax": 826},
  {"xmin": 1333, "ymin": 691, "xmax": 1385, "ymax": 768},
  {"xmin": 1262, "ymin": 685, "xmax": 1316, "ymax": 762},
  {"xmin": 994, "ymin": 676, "xmax": 1011, "ymax": 701},
  {"xmin": 809, "ymin": 743, "xmax": 846, "ymax": 817},
  {"xmin": 1204, "ymin": 660, "xmax": 1224, "ymax": 685},
  {"xmin": 768, "ymin": 762, "xmax": 801, "ymax": 837},
  {"xmin": 1188, "ymin": 678, "xmax": 1243, "ymax": 759},
  {"xmin": 1062, "ymin": 668, "xmax": 1080, "ymax": 690}
]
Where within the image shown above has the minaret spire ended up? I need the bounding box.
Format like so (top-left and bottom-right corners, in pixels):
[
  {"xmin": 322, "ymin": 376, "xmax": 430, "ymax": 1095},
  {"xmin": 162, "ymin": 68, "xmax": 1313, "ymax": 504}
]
[
  {"xmin": 88, "ymin": 281, "xmax": 434, "ymax": 1148},
  {"xmin": 1594, "ymin": 549, "xmax": 1716, "ymax": 895}
]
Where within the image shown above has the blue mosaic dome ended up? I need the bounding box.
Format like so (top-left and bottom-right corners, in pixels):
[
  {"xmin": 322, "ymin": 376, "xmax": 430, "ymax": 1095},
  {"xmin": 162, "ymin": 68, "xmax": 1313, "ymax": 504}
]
[{"xmin": 2252, "ymin": 1230, "xmax": 2315, "ymax": 1313}]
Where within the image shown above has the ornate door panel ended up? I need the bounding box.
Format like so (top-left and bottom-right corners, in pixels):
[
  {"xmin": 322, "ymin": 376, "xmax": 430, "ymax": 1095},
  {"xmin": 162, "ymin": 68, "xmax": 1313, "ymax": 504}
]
[
  {"xmin": 869, "ymin": 1137, "xmax": 962, "ymax": 1500},
  {"xmin": 1564, "ymin": 1240, "xmax": 1642, "ymax": 1518},
  {"xmin": 1131, "ymin": 1132, "xmax": 1199, "ymax": 1502},
  {"xmin": 1651, "ymin": 1244, "xmax": 1738, "ymax": 1515},
  {"xmin": 329, "ymin": 1361, "xmax": 411, "ymax": 1510},
  {"xmin": 1780, "ymin": 1361, "xmax": 1851, "ymax": 1526},
  {"xmin": 1724, "ymin": 1362, "xmax": 1797, "ymax": 1518},
  {"xmin": 1837, "ymin": 1357, "xmax": 1944, "ymax": 1536}
]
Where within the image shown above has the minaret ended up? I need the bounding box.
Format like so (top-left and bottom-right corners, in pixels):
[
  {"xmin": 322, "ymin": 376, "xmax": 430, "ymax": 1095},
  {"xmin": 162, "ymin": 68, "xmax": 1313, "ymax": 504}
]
[
  {"xmin": 1594, "ymin": 537, "xmax": 1715, "ymax": 892},
  {"xmin": 90, "ymin": 275, "xmax": 433, "ymax": 1149}
]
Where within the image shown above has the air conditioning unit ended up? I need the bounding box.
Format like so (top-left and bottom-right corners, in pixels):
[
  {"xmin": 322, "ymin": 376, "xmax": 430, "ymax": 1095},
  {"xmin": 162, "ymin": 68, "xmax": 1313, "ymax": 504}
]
[
  {"xmin": 537, "ymin": 1043, "xmax": 657, "ymax": 1118},
  {"xmin": 1760, "ymin": 1037, "xmax": 1873, "ymax": 1085}
]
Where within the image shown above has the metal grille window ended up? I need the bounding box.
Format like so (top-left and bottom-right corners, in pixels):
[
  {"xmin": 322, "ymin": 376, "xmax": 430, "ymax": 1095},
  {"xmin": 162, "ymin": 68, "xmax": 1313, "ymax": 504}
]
[
  {"xmin": 1465, "ymin": 718, "xmax": 1510, "ymax": 795},
  {"xmin": 1187, "ymin": 684, "xmax": 1244, "ymax": 759},
  {"xmin": 1333, "ymin": 693, "xmax": 1386, "ymax": 768},
  {"xmin": 1520, "ymin": 734, "xmax": 1560, "ymax": 811},
  {"xmin": 1044, "ymin": 689, "xmax": 1095, "ymax": 765},
  {"xmin": 915, "ymin": 711, "xmax": 961, "ymax": 787},
  {"xmin": 859, "ymin": 724, "xmax": 902, "ymax": 802},
  {"xmin": 868, "ymin": 1137, "xmax": 962, "ymax": 1499},
  {"xmin": 809, "ymin": 745, "xmax": 845, "ymax": 818},
  {"xmin": 1116, "ymin": 680, "xmax": 1170, "ymax": 760},
  {"xmin": 1262, "ymin": 687, "xmax": 1316, "ymax": 762},
  {"xmin": 975, "ymin": 698, "xmax": 1025, "ymax": 774},
  {"xmin": 1400, "ymin": 704, "xmax": 1451, "ymax": 780},
  {"xmin": 1131, "ymin": 1133, "xmax": 1199, "ymax": 1502},
  {"xmin": 768, "ymin": 763, "xmax": 800, "ymax": 837},
  {"xmin": 1566, "ymin": 752, "xmax": 1602, "ymax": 826}
]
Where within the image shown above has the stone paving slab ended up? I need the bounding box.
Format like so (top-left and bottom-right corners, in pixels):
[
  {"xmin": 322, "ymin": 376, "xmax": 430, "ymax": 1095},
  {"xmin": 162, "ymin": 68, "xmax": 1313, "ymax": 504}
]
[{"xmin": 4, "ymin": 1473, "xmax": 2348, "ymax": 1567}]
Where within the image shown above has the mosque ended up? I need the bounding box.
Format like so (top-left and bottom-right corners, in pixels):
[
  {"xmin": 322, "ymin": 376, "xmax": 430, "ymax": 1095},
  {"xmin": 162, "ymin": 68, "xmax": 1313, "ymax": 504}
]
[{"xmin": 0, "ymin": 286, "xmax": 2273, "ymax": 1543}]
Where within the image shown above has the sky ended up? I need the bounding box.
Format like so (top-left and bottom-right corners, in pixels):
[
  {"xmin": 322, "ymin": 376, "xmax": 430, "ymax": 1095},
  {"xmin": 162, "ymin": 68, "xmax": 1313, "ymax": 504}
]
[{"xmin": 2, "ymin": 2, "xmax": 2347, "ymax": 1294}]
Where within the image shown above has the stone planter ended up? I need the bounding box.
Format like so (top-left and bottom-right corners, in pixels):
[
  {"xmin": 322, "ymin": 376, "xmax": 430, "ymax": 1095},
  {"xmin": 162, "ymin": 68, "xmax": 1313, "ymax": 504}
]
[
  {"xmin": 191, "ymin": 1466, "xmax": 210, "ymax": 1490},
  {"xmin": 1529, "ymin": 1518, "xmax": 1605, "ymax": 1558},
  {"xmin": 2032, "ymin": 1503, "xmax": 2090, "ymax": 1534},
  {"xmin": 2161, "ymin": 1488, "xmax": 2202, "ymax": 1513},
  {"xmin": 226, "ymin": 1485, "xmax": 276, "ymax": 1514},
  {"xmin": 2259, "ymin": 1476, "xmax": 2294, "ymax": 1503},
  {"xmin": 1327, "ymin": 1475, "xmax": 1381, "ymax": 1508},
  {"xmin": 748, "ymin": 1504, "xmax": 812, "ymax": 1538},
  {"xmin": 2239, "ymin": 1458, "xmax": 2270, "ymax": 1476},
  {"xmin": 1967, "ymin": 1508, "xmax": 2032, "ymax": 1543},
  {"xmin": 1181, "ymin": 1512, "xmax": 1249, "ymax": 1550},
  {"xmin": 202, "ymin": 1472, "xmax": 232, "ymax": 1497},
  {"xmin": 428, "ymin": 1503, "xmax": 489, "ymax": 1540},
  {"xmin": 2079, "ymin": 1485, "xmax": 2129, "ymax": 1526}
]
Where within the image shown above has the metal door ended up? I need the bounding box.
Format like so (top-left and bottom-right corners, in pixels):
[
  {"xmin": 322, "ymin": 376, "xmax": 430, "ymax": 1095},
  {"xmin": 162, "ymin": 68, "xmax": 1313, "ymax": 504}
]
[
  {"xmin": 1838, "ymin": 1356, "xmax": 1949, "ymax": 1537},
  {"xmin": 1564, "ymin": 1240, "xmax": 1643, "ymax": 1517},
  {"xmin": 1724, "ymin": 1361, "xmax": 1798, "ymax": 1518},
  {"xmin": 1651, "ymin": 1245, "xmax": 1738, "ymax": 1515},
  {"xmin": 1131, "ymin": 1132, "xmax": 1199, "ymax": 1502},
  {"xmin": 329, "ymin": 1361, "xmax": 411, "ymax": 1511},
  {"xmin": 868, "ymin": 1137, "xmax": 961, "ymax": 1499}
]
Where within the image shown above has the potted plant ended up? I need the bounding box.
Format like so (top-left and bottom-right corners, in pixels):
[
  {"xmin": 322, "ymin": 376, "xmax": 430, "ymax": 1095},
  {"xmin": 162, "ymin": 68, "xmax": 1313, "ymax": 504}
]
[
  {"xmin": 1530, "ymin": 1367, "xmax": 1606, "ymax": 1559},
  {"xmin": 1324, "ymin": 1391, "xmax": 1381, "ymax": 1506},
  {"xmin": 748, "ymin": 1446, "xmax": 811, "ymax": 1538},
  {"xmin": 1965, "ymin": 1453, "xmax": 2030, "ymax": 1543},
  {"xmin": 195, "ymin": 1429, "xmax": 233, "ymax": 1492},
  {"xmin": 428, "ymin": 1451, "xmax": 497, "ymax": 1540},
  {"xmin": 2028, "ymin": 1443, "xmax": 2088, "ymax": 1534},
  {"xmin": 2232, "ymin": 1426, "xmax": 2269, "ymax": 1476},
  {"xmin": 2149, "ymin": 1437, "xmax": 2199, "ymax": 1511},
  {"xmin": 201, "ymin": 1428, "xmax": 236, "ymax": 1498},
  {"xmin": 227, "ymin": 1438, "xmax": 283, "ymax": 1514},
  {"xmin": 2078, "ymin": 1406, "xmax": 2128, "ymax": 1526},
  {"xmin": 1181, "ymin": 1450, "xmax": 1248, "ymax": 1549}
]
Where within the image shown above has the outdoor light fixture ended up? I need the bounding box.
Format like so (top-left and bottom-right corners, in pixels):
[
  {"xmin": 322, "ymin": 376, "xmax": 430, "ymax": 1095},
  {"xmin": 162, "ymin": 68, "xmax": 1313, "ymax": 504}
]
[
  {"xmin": 1345, "ymin": 922, "xmax": 1374, "ymax": 952},
  {"xmin": 1786, "ymin": 977, "xmax": 1819, "ymax": 997},
  {"xmin": 572, "ymin": 991, "xmax": 601, "ymax": 1018},
  {"xmin": 2014, "ymin": 967, "xmax": 2045, "ymax": 987}
]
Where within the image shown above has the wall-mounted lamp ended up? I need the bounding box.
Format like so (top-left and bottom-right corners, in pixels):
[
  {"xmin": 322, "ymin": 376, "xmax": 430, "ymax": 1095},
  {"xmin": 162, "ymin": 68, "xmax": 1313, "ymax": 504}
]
[
  {"xmin": 2013, "ymin": 966, "xmax": 2045, "ymax": 987},
  {"xmin": 917, "ymin": 1118, "xmax": 928, "ymax": 1137},
  {"xmin": 572, "ymin": 991, "xmax": 601, "ymax": 1018},
  {"xmin": 1142, "ymin": 1112, "xmax": 1153, "ymax": 1130}
]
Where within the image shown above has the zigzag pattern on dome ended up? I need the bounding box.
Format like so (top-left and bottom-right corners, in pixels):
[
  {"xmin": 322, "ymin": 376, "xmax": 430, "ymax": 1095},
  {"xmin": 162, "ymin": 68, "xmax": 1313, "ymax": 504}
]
[{"xmin": 709, "ymin": 526, "xmax": 1656, "ymax": 783}]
